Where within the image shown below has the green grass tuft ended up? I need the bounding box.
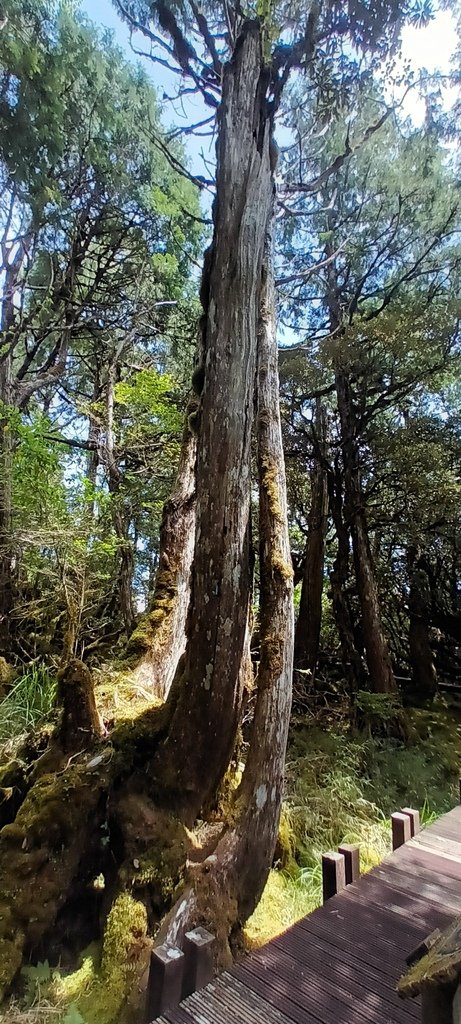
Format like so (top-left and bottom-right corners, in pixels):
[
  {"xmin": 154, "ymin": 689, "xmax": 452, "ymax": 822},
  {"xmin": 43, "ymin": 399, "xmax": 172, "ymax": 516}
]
[{"xmin": 0, "ymin": 666, "xmax": 57, "ymax": 745}]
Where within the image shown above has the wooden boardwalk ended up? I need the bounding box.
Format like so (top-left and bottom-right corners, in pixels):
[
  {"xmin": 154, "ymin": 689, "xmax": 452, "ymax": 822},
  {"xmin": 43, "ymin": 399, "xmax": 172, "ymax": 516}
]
[{"xmin": 157, "ymin": 805, "xmax": 461, "ymax": 1024}]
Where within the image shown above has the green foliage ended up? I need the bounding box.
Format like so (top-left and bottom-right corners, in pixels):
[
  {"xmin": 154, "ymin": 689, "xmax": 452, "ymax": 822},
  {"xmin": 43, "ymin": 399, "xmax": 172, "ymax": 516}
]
[{"xmin": 0, "ymin": 666, "xmax": 57, "ymax": 743}]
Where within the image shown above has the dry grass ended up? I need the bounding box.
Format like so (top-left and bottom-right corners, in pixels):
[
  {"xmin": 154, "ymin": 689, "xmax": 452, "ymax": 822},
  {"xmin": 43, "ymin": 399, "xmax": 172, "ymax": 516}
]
[{"xmin": 1, "ymin": 1000, "xmax": 62, "ymax": 1024}]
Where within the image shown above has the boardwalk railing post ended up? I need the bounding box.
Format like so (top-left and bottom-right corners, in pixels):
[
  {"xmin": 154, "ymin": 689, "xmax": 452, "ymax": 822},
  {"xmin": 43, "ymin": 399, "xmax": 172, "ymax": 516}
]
[
  {"xmin": 145, "ymin": 944, "xmax": 184, "ymax": 1023},
  {"xmin": 322, "ymin": 851, "xmax": 346, "ymax": 902},
  {"xmin": 338, "ymin": 843, "xmax": 360, "ymax": 885},
  {"xmin": 182, "ymin": 927, "xmax": 215, "ymax": 1000},
  {"xmin": 392, "ymin": 812, "xmax": 412, "ymax": 851},
  {"xmin": 401, "ymin": 808, "xmax": 420, "ymax": 837}
]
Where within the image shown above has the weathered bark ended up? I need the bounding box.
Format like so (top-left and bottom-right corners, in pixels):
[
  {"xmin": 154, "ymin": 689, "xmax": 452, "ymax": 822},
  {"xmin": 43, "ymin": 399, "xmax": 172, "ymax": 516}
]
[
  {"xmin": 408, "ymin": 547, "xmax": 437, "ymax": 705},
  {"xmin": 294, "ymin": 402, "xmax": 328, "ymax": 684},
  {"xmin": 153, "ymin": 22, "xmax": 274, "ymax": 821},
  {"xmin": 157, "ymin": 239, "xmax": 294, "ymax": 961},
  {"xmin": 127, "ymin": 429, "xmax": 196, "ymax": 700}
]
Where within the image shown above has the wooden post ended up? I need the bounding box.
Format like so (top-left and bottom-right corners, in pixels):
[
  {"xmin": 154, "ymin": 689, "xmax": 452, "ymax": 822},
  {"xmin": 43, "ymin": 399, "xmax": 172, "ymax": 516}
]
[
  {"xmin": 421, "ymin": 985, "xmax": 455, "ymax": 1024},
  {"xmin": 406, "ymin": 928, "xmax": 441, "ymax": 967},
  {"xmin": 458, "ymin": 777, "xmax": 461, "ymax": 805},
  {"xmin": 182, "ymin": 927, "xmax": 215, "ymax": 1000},
  {"xmin": 392, "ymin": 812, "xmax": 412, "ymax": 851},
  {"xmin": 401, "ymin": 807, "xmax": 420, "ymax": 837},
  {"xmin": 338, "ymin": 843, "xmax": 360, "ymax": 885},
  {"xmin": 322, "ymin": 851, "xmax": 346, "ymax": 902},
  {"xmin": 145, "ymin": 943, "xmax": 184, "ymax": 1023},
  {"xmin": 453, "ymin": 983, "xmax": 461, "ymax": 1024}
]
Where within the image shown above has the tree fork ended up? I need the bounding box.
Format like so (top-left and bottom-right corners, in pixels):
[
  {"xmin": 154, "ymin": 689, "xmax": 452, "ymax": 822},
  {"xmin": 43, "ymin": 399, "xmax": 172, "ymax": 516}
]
[
  {"xmin": 149, "ymin": 21, "xmax": 274, "ymax": 823},
  {"xmin": 151, "ymin": 234, "xmax": 294, "ymax": 964}
]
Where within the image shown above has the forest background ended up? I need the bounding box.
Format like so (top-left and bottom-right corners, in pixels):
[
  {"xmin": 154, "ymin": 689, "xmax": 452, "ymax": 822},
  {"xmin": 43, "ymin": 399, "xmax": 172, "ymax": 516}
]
[{"xmin": 0, "ymin": 0, "xmax": 460, "ymax": 1022}]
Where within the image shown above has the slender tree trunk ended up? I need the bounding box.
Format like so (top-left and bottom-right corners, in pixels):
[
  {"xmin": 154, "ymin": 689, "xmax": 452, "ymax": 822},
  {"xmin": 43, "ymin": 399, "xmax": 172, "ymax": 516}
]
[
  {"xmin": 294, "ymin": 402, "xmax": 328, "ymax": 684},
  {"xmin": 105, "ymin": 365, "xmax": 135, "ymax": 637},
  {"xmin": 328, "ymin": 466, "xmax": 366, "ymax": 694},
  {"xmin": 154, "ymin": 22, "xmax": 274, "ymax": 822},
  {"xmin": 326, "ymin": 253, "xmax": 398, "ymax": 696},
  {"xmin": 347, "ymin": 461, "xmax": 397, "ymax": 694},
  {"xmin": 0, "ymin": 248, "xmax": 23, "ymax": 657},
  {"xmin": 127, "ymin": 429, "xmax": 197, "ymax": 700},
  {"xmin": 408, "ymin": 546, "xmax": 437, "ymax": 705}
]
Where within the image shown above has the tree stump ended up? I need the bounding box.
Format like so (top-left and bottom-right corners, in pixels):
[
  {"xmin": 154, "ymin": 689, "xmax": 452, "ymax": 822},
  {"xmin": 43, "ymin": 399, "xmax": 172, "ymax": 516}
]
[
  {"xmin": 56, "ymin": 658, "xmax": 103, "ymax": 752},
  {"xmin": 398, "ymin": 916, "xmax": 461, "ymax": 1022}
]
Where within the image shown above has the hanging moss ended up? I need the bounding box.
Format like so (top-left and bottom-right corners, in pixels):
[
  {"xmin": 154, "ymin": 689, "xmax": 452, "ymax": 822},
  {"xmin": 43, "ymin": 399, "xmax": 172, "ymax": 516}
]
[
  {"xmin": 271, "ymin": 551, "xmax": 294, "ymax": 581},
  {"xmin": 260, "ymin": 457, "xmax": 283, "ymax": 522}
]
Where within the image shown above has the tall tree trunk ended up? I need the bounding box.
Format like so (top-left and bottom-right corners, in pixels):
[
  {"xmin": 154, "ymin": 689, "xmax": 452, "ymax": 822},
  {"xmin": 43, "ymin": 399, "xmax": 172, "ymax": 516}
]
[
  {"xmin": 159, "ymin": 238, "xmax": 294, "ymax": 957},
  {"xmin": 153, "ymin": 21, "xmax": 274, "ymax": 822},
  {"xmin": 326, "ymin": 252, "xmax": 398, "ymax": 696},
  {"xmin": 127, "ymin": 429, "xmax": 196, "ymax": 700},
  {"xmin": 105, "ymin": 364, "xmax": 135, "ymax": 638},
  {"xmin": 408, "ymin": 545, "xmax": 437, "ymax": 705},
  {"xmin": 0, "ymin": 246, "xmax": 24, "ymax": 657},
  {"xmin": 328, "ymin": 465, "xmax": 366, "ymax": 695},
  {"xmin": 294, "ymin": 402, "xmax": 328, "ymax": 684}
]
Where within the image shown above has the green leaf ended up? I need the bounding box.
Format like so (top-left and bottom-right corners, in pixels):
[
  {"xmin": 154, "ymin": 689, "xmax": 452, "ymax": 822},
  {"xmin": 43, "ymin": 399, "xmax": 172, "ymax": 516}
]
[{"xmin": 63, "ymin": 1005, "xmax": 86, "ymax": 1024}]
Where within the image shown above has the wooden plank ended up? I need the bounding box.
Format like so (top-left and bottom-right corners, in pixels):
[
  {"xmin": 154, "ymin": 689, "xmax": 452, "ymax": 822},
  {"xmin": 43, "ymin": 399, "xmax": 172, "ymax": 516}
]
[
  {"xmin": 235, "ymin": 947, "xmax": 411, "ymax": 1024},
  {"xmin": 344, "ymin": 871, "xmax": 453, "ymax": 929},
  {"xmin": 253, "ymin": 939, "xmax": 420, "ymax": 1020},
  {"xmin": 390, "ymin": 843, "xmax": 461, "ymax": 881},
  {"xmin": 232, "ymin": 961, "xmax": 327, "ymax": 1024},
  {"xmin": 411, "ymin": 832, "xmax": 461, "ymax": 858},
  {"xmin": 210, "ymin": 974, "xmax": 295, "ymax": 1024},
  {"xmin": 372, "ymin": 862, "xmax": 461, "ymax": 915}
]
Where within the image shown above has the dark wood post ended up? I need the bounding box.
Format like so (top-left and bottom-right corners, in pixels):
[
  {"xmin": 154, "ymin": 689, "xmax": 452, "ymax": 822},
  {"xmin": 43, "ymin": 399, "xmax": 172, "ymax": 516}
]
[
  {"xmin": 182, "ymin": 927, "xmax": 215, "ymax": 1000},
  {"xmin": 401, "ymin": 807, "xmax": 420, "ymax": 837},
  {"xmin": 145, "ymin": 944, "xmax": 184, "ymax": 1023},
  {"xmin": 322, "ymin": 851, "xmax": 346, "ymax": 902},
  {"xmin": 421, "ymin": 985, "xmax": 455, "ymax": 1023},
  {"xmin": 338, "ymin": 843, "xmax": 360, "ymax": 885},
  {"xmin": 392, "ymin": 812, "xmax": 412, "ymax": 851},
  {"xmin": 406, "ymin": 929, "xmax": 442, "ymax": 968}
]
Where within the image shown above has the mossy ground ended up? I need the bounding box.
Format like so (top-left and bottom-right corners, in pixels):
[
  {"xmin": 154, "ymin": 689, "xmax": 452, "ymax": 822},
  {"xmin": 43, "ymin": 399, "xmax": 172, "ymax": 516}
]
[{"xmin": 93, "ymin": 669, "xmax": 162, "ymax": 728}]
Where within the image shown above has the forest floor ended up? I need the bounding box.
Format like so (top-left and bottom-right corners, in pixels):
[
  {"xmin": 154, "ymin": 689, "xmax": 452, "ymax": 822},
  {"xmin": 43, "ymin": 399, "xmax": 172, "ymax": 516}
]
[
  {"xmin": 245, "ymin": 701, "xmax": 461, "ymax": 946},
  {"xmin": 0, "ymin": 669, "xmax": 460, "ymax": 1024}
]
